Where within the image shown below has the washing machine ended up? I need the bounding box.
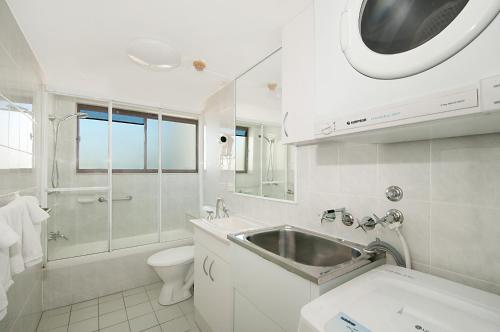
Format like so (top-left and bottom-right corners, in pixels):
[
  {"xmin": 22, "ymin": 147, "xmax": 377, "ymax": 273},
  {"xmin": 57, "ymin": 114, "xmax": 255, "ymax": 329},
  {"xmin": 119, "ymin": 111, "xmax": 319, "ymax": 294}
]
[
  {"xmin": 315, "ymin": 0, "xmax": 500, "ymax": 140},
  {"xmin": 299, "ymin": 265, "xmax": 500, "ymax": 332}
]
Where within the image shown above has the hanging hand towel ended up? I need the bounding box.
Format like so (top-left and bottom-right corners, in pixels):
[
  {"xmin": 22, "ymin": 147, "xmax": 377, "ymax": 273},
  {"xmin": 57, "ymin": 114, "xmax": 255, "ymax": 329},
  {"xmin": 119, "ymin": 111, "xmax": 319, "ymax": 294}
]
[
  {"xmin": 0, "ymin": 220, "xmax": 19, "ymax": 289},
  {"xmin": 0, "ymin": 209, "xmax": 21, "ymax": 322},
  {"xmin": 1, "ymin": 197, "xmax": 43, "ymax": 274},
  {"xmin": 0, "ymin": 283, "xmax": 7, "ymax": 321},
  {"xmin": 20, "ymin": 196, "xmax": 48, "ymax": 267},
  {"xmin": 1, "ymin": 198, "xmax": 26, "ymax": 274}
]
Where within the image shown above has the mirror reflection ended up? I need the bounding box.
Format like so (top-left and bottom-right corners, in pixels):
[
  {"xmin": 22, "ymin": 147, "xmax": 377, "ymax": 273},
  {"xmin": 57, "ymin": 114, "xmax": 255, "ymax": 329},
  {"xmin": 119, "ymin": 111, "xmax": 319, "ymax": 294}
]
[{"xmin": 235, "ymin": 49, "xmax": 295, "ymax": 201}]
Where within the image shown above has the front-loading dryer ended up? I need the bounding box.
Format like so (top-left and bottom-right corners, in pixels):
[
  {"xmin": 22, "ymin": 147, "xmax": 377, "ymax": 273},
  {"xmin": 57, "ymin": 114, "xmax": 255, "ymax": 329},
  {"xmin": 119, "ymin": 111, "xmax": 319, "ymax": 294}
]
[{"xmin": 315, "ymin": 0, "xmax": 500, "ymax": 140}]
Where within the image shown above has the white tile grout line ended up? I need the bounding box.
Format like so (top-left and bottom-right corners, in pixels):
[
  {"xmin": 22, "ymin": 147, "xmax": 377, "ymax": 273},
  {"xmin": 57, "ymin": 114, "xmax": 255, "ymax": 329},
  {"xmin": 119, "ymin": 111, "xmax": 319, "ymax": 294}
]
[{"xmin": 38, "ymin": 293, "xmax": 194, "ymax": 332}]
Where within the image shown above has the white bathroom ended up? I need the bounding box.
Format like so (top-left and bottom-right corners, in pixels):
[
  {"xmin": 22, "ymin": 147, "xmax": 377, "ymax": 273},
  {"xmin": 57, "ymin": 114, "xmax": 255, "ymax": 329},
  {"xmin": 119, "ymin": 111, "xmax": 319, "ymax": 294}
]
[{"xmin": 1, "ymin": 0, "xmax": 500, "ymax": 331}]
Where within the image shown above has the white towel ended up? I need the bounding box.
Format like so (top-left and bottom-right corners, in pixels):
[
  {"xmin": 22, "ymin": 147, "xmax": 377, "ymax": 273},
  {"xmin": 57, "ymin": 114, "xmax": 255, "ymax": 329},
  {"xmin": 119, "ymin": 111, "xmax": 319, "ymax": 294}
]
[
  {"xmin": 0, "ymin": 197, "xmax": 46, "ymax": 274},
  {"xmin": 0, "ymin": 282, "xmax": 7, "ymax": 321},
  {"xmin": 20, "ymin": 196, "xmax": 49, "ymax": 266},
  {"xmin": 21, "ymin": 196, "xmax": 49, "ymax": 226},
  {"xmin": 0, "ymin": 221, "xmax": 18, "ymax": 291},
  {"xmin": 0, "ymin": 221, "xmax": 19, "ymax": 250},
  {"xmin": 0, "ymin": 205, "xmax": 19, "ymax": 322},
  {"xmin": 0, "ymin": 199, "xmax": 26, "ymax": 274},
  {"xmin": 0, "ymin": 196, "xmax": 47, "ymax": 322}
]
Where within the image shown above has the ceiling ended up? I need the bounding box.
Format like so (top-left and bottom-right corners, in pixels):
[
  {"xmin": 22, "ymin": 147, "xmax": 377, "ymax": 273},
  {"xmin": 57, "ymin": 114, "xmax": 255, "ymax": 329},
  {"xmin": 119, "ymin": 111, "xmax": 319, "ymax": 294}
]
[
  {"xmin": 236, "ymin": 49, "xmax": 282, "ymax": 124},
  {"xmin": 6, "ymin": 0, "xmax": 311, "ymax": 113}
]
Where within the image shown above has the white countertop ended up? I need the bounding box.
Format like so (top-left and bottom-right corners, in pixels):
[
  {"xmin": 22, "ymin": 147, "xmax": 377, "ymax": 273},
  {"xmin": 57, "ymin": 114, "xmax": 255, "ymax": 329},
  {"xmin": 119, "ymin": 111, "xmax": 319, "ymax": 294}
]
[{"xmin": 189, "ymin": 216, "xmax": 266, "ymax": 243}]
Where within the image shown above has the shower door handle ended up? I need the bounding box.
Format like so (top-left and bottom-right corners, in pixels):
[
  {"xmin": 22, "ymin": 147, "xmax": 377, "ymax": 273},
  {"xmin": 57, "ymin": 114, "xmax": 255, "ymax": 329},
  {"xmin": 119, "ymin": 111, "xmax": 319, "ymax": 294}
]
[
  {"xmin": 202, "ymin": 256, "xmax": 208, "ymax": 276},
  {"xmin": 208, "ymin": 260, "xmax": 215, "ymax": 282}
]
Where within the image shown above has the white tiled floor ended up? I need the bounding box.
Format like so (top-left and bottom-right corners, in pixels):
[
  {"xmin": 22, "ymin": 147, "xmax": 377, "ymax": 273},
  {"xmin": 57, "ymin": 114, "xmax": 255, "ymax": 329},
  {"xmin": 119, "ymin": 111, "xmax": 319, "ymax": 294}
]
[{"xmin": 37, "ymin": 282, "xmax": 199, "ymax": 332}]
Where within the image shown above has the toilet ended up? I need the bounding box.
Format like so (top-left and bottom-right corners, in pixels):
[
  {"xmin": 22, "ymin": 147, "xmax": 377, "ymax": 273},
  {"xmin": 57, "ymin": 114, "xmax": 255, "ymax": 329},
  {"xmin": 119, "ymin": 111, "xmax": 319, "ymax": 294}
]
[{"xmin": 147, "ymin": 245, "xmax": 195, "ymax": 305}]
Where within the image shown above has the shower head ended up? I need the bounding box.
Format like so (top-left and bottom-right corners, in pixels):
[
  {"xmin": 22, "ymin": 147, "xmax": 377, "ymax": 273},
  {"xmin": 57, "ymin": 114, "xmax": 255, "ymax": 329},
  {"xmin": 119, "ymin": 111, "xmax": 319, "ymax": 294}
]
[
  {"xmin": 61, "ymin": 112, "xmax": 88, "ymax": 121},
  {"xmin": 50, "ymin": 112, "xmax": 88, "ymax": 123}
]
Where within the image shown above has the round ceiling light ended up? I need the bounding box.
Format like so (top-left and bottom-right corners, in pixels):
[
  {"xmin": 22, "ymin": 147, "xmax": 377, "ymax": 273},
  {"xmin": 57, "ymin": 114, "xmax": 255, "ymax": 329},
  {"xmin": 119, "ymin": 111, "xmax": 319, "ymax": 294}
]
[{"xmin": 127, "ymin": 38, "xmax": 181, "ymax": 71}]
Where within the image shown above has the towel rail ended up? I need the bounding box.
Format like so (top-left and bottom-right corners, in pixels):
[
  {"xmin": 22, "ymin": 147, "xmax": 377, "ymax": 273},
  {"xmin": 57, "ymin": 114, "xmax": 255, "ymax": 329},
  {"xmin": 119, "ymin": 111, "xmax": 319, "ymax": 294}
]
[{"xmin": 97, "ymin": 195, "xmax": 132, "ymax": 203}]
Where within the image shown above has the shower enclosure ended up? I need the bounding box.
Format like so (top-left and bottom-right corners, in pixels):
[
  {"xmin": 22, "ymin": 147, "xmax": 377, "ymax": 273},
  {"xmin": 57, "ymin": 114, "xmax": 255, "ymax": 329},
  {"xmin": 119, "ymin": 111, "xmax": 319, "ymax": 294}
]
[{"xmin": 45, "ymin": 94, "xmax": 200, "ymax": 261}]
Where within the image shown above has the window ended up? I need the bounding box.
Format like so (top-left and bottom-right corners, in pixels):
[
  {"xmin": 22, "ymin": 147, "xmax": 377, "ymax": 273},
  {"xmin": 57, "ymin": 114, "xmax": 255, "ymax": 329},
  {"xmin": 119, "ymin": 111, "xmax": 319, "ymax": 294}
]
[
  {"xmin": 77, "ymin": 104, "xmax": 198, "ymax": 173},
  {"xmin": 235, "ymin": 126, "xmax": 248, "ymax": 173},
  {"xmin": 0, "ymin": 99, "xmax": 33, "ymax": 170}
]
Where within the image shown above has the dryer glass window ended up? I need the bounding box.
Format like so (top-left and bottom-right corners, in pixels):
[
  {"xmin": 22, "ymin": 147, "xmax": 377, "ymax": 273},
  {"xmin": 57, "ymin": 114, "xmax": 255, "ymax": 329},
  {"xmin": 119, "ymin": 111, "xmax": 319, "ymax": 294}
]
[{"xmin": 360, "ymin": 0, "xmax": 469, "ymax": 54}]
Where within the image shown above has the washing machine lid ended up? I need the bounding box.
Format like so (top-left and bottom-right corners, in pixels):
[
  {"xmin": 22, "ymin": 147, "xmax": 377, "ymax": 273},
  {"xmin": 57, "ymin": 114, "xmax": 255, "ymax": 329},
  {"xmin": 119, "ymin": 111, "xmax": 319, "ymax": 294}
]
[
  {"xmin": 300, "ymin": 265, "xmax": 500, "ymax": 332},
  {"xmin": 340, "ymin": 0, "xmax": 500, "ymax": 79},
  {"xmin": 147, "ymin": 246, "xmax": 194, "ymax": 267}
]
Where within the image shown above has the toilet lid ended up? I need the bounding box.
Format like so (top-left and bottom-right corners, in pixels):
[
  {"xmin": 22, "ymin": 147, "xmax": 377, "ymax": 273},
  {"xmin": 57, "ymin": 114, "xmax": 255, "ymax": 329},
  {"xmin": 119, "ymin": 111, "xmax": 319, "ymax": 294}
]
[{"xmin": 147, "ymin": 245, "xmax": 194, "ymax": 267}]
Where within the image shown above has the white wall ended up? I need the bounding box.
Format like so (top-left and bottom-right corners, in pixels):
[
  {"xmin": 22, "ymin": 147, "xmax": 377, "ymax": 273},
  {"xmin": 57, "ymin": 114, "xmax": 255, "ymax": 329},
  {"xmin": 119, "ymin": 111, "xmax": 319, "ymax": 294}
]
[
  {"xmin": 202, "ymin": 83, "xmax": 500, "ymax": 295},
  {"xmin": 0, "ymin": 1, "xmax": 44, "ymax": 331}
]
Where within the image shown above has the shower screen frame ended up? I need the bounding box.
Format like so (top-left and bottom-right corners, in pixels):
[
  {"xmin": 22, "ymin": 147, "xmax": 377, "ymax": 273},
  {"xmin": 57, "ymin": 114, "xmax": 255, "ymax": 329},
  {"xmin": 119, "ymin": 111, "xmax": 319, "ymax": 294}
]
[{"xmin": 43, "ymin": 94, "xmax": 200, "ymax": 262}]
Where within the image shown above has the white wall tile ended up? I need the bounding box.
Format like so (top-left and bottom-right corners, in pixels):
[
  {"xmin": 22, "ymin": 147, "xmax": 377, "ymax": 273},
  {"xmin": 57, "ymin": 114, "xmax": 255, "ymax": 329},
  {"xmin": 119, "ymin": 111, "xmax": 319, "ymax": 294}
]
[
  {"xmin": 430, "ymin": 202, "xmax": 500, "ymax": 285},
  {"xmin": 431, "ymin": 134, "xmax": 500, "ymax": 207},
  {"xmin": 202, "ymin": 83, "xmax": 500, "ymax": 295},
  {"xmin": 378, "ymin": 140, "xmax": 431, "ymax": 201},
  {"xmin": 308, "ymin": 142, "xmax": 339, "ymax": 194},
  {"xmin": 338, "ymin": 143, "xmax": 378, "ymax": 196}
]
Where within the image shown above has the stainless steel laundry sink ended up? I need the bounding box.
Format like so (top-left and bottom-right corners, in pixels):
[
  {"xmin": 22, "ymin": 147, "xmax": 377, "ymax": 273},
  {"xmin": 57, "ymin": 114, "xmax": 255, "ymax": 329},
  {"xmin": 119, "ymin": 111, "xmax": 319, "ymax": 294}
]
[{"xmin": 228, "ymin": 225, "xmax": 384, "ymax": 284}]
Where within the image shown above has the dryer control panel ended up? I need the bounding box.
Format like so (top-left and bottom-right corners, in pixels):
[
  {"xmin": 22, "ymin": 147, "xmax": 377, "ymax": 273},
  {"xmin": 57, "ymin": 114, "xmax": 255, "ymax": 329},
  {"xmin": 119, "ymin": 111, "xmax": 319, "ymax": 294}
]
[
  {"xmin": 481, "ymin": 75, "xmax": 500, "ymax": 112},
  {"xmin": 315, "ymin": 86, "xmax": 480, "ymax": 138}
]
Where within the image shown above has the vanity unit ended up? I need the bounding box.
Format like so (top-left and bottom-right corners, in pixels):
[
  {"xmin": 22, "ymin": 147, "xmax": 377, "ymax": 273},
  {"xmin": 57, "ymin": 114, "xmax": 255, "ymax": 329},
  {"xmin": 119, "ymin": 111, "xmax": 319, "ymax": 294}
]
[
  {"xmin": 190, "ymin": 217, "xmax": 260, "ymax": 332},
  {"xmin": 228, "ymin": 225, "xmax": 385, "ymax": 332}
]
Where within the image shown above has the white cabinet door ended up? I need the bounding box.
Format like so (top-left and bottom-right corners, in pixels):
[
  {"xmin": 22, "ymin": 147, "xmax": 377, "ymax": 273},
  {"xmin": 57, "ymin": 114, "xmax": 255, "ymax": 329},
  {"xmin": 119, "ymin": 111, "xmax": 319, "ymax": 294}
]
[
  {"xmin": 194, "ymin": 244, "xmax": 212, "ymax": 331},
  {"xmin": 234, "ymin": 291, "xmax": 284, "ymax": 332},
  {"xmin": 281, "ymin": 3, "xmax": 315, "ymax": 144},
  {"xmin": 231, "ymin": 244, "xmax": 311, "ymax": 332},
  {"xmin": 194, "ymin": 244, "xmax": 233, "ymax": 332}
]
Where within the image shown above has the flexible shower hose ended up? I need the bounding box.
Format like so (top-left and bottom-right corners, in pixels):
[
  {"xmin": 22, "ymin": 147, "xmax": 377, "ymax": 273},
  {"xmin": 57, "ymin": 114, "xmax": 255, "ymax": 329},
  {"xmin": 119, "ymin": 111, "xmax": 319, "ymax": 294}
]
[{"xmin": 365, "ymin": 238, "xmax": 406, "ymax": 267}]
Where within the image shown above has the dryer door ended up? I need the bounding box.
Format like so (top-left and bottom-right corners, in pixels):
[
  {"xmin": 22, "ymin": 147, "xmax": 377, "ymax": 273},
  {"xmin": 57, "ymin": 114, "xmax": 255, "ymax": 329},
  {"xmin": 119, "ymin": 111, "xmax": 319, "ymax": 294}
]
[{"xmin": 340, "ymin": 0, "xmax": 500, "ymax": 79}]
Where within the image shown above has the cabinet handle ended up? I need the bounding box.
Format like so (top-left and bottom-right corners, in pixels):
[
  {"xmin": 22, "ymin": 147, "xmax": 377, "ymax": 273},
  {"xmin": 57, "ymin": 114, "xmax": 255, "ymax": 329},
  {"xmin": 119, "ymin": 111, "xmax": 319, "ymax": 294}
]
[
  {"xmin": 283, "ymin": 112, "xmax": 289, "ymax": 137},
  {"xmin": 208, "ymin": 260, "xmax": 215, "ymax": 282},
  {"xmin": 202, "ymin": 256, "xmax": 208, "ymax": 276}
]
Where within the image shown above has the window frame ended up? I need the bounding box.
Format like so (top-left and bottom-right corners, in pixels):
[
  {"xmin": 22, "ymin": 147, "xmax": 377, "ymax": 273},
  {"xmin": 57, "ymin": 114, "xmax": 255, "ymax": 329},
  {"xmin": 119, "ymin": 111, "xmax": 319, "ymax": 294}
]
[
  {"xmin": 235, "ymin": 126, "xmax": 249, "ymax": 174},
  {"xmin": 76, "ymin": 103, "xmax": 198, "ymax": 174}
]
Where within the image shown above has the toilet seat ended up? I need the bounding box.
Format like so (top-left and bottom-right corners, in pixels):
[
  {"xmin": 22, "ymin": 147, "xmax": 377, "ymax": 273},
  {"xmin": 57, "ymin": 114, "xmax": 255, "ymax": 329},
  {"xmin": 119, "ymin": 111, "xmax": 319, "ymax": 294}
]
[{"xmin": 147, "ymin": 245, "xmax": 194, "ymax": 267}]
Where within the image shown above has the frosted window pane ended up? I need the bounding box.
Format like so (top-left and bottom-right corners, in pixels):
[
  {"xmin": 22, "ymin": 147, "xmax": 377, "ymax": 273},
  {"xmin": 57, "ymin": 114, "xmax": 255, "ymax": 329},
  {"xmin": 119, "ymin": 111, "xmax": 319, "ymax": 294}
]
[
  {"xmin": 112, "ymin": 122, "xmax": 144, "ymax": 169},
  {"xmin": 146, "ymin": 118, "xmax": 159, "ymax": 169},
  {"xmin": 79, "ymin": 119, "xmax": 108, "ymax": 169},
  {"xmin": 235, "ymin": 136, "xmax": 247, "ymax": 172},
  {"xmin": 162, "ymin": 121, "xmax": 196, "ymax": 170}
]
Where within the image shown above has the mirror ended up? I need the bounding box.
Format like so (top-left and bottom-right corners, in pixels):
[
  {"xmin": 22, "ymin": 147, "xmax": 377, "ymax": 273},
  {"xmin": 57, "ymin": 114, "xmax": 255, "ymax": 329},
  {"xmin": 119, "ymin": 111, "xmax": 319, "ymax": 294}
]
[{"xmin": 235, "ymin": 49, "xmax": 295, "ymax": 201}]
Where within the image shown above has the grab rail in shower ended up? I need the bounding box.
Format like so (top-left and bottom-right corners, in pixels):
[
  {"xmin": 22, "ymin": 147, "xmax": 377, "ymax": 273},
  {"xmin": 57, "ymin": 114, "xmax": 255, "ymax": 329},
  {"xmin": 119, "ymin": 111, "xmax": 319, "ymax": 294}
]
[{"xmin": 97, "ymin": 195, "xmax": 133, "ymax": 203}]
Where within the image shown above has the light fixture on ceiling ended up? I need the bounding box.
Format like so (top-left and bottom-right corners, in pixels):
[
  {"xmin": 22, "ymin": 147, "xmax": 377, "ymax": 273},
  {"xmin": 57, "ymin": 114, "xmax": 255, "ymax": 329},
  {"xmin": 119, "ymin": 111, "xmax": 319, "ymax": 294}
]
[{"xmin": 127, "ymin": 38, "xmax": 181, "ymax": 71}]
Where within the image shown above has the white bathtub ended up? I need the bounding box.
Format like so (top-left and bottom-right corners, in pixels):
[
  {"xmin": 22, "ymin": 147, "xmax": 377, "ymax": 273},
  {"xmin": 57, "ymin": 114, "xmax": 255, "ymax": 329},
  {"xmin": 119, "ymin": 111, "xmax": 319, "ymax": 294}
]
[
  {"xmin": 47, "ymin": 228, "xmax": 193, "ymax": 261},
  {"xmin": 43, "ymin": 230, "xmax": 193, "ymax": 310}
]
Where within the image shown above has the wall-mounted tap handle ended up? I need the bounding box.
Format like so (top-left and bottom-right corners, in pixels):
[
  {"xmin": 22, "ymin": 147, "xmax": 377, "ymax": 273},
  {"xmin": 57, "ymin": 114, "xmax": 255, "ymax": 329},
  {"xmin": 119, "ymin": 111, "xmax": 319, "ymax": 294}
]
[
  {"xmin": 320, "ymin": 210, "xmax": 336, "ymax": 223},
  {"xmin": 372, "ymin": 213, "xmax": 386, "ymax": 227},
  {"xmin": 222, "ymin": 206, "xmax": 230, "ymax": 218},
  {"xmin": 355, "ymin": 219, "xmax": 367, "ymax": 233}
]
